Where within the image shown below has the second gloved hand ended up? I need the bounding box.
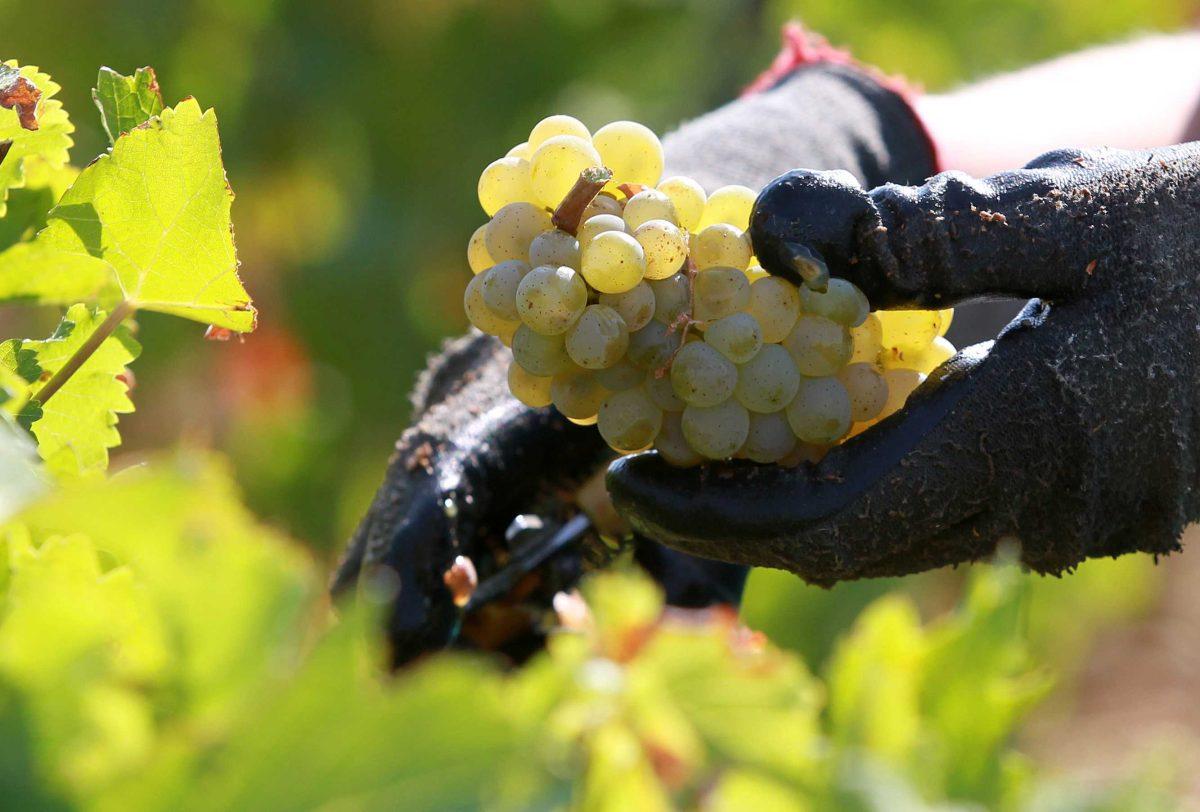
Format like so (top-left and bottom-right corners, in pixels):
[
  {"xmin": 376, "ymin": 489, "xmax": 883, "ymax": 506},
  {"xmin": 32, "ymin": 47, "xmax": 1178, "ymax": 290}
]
[{"xmin": 609, "ymin": 144, "xmax": 1200, "ymax": 583}]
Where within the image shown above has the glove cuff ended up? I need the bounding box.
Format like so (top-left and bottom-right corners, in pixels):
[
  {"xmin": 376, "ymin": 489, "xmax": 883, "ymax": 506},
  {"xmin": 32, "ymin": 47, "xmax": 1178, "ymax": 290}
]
[{"xmin": 746, "ymin": 22, "xmax": 942, "ymax": 178}]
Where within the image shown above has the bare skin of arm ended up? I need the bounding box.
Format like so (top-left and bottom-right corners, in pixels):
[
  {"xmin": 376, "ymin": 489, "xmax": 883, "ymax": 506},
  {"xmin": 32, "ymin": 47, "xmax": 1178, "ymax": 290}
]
[{"xmin": 917, "ymin": 32, "xmax": 1200, "ymax": 176}]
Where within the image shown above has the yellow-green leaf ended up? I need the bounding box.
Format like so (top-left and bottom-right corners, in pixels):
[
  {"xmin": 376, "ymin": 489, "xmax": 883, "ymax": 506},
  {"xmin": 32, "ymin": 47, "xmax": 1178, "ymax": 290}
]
[
  {"xmin": 0, "ymin": 62, "xmax": 74, "ymax": 217},
  {"xmin": 39, "ymin": 98, "xmax": 255, "ymax": 331},
  {"xmin": 19, "ymin": 304, "xmax": 139, "ymax": 477}
]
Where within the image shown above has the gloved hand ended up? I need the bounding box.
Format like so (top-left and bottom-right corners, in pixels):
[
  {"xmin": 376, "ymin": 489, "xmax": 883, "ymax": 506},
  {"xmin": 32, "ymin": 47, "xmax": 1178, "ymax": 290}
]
[
  {"xmin": 335, "ymin": 45, "xmax": 938, "ymax": 665},
  {"xmin": 609, "ymin": 143, "xmax": 1200, "ymax": 584}
]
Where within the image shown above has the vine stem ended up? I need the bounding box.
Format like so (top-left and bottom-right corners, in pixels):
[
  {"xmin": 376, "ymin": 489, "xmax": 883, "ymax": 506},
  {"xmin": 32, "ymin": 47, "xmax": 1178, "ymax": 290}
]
[
  {"xmin": 35, "ymin": 299, "xmax": 136, "ymax": 406},
  {"xmin": 551, "ymin": 166, "xmax": 614, "ymax": 235}
]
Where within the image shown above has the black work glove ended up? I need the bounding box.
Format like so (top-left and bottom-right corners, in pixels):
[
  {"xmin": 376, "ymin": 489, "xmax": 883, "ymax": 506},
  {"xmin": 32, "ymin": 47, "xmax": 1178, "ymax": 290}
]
[
  {"xmin": 609, "ymin": 143, "xmax": 1200, "ymax": 584},
  {"xmin": 335, "ymin": 57, "xmax": 938, "ymax": 664}
]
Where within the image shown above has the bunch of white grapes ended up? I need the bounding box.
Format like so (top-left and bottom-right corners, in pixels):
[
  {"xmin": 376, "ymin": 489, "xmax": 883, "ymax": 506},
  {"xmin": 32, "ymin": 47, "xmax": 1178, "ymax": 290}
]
[{"xmin": 464, "ymin": 114, "xmax": 955, "ymax": 466}]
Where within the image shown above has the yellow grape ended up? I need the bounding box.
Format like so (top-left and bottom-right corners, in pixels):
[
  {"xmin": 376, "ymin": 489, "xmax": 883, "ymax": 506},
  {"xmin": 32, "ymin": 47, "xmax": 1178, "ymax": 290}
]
[
  {"xmin": 507, "ymin": 360, "xmax": 552, "ymax": 407},
  {"xmin": 748, "ymin": 276, "xmax": 800, "ymax": 343},
  {"xmin": 580, "ymin": 231, "xmax": 646, "ymax": 294},
  {"xmin": 633, "ymin": 219, "xmax": 689, "ymax": 280},
  {"xmin": 623, "ymin": 189, "xmax": 678, "ymax": 230},
  {"xmin": 506, "ymin": 141, "xmax": 533, "ymax": 160},
  {"xmin": 598, "ymin": 386, "xmax": 662, "ymax": 452},
  {"xmin": 692, "ymin": 224, "xmax": 752, "ymax": 270},
  {"xmin": 883, "ymin": 336, "xmax": 956, "ymax": 374},
  {"xmin": 697, "ymin": 184, "xmax": 756, "ymax": 231},
  {"xmin": 477, "ymin": 156, "xmax": 536, "ymax": 216},
  {"xmin": 551, "ymin": 368, "xmax": 609, "ymax": 420},
  {"xmin": 467, "ymin": 224, "xmax": 493, "ymax": 274},
  {"xmin": 464, "ymin": 273, "xmax": 519, "ymax": 337},
  {"xmin": 837, "ymin": 363, "xmax": 888, "ymax": 422},
  {"xmin": 485, "ymin": 202, "xmax": 551, "ymax": 263},
  {"xmin": 657, "ymin": 176, "xmax": 706, "ymax": 232},
  {"xmin": 848, "ymin": 313, "xmax": 883, "ymax": 364},
  {"xmin": 786, "ymin": 376, "xmax": 851, "ymax": 444},
  {"xmin": 530, "ymin": 135, "xmax": 602, "ymax": 208},
  {"xmin": 528, "ymin": 114, "xmax": 590, "ymax": 150},
  {"xmin": 515, "ymin": 265, "xmax": 588, "ymax": 334},
  {"xmin": 656, "ymin": 411, "xmax": 703, "ymax": 467},
  {"xmin": 578, "ymin": 214, "xmax": 627, "ymax": 247},
  {"xmin": 878, "ymin": 309, "xmax": 943, "ymax": 354},
  {"xmin": 593, "ymin": 120, "xmax": 664, "ymax": 187}
]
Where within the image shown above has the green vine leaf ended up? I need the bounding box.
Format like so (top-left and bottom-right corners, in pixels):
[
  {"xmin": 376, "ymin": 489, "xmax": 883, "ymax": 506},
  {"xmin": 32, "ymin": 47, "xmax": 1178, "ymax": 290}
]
[
  {"xmin": 0, "ymin": 157, "xmax": 78, "ymax": 251},
  {"xmin": 18, "ymin": 303, "xmax": 140, "ymax": 478},
  {"xmin": 0, "ymin": 62, "xmax": 74, "ymax": 217},
  {"xmin": 92, "ymin": 66, "xmax": 164, "ymax": 144},
  {"xmin": 0, "ymin": 242, "xmax": 110, "ymax": 306},
  {"xmin": 39, "ymin": 98, "xmax": 255, "ymax": 332}
]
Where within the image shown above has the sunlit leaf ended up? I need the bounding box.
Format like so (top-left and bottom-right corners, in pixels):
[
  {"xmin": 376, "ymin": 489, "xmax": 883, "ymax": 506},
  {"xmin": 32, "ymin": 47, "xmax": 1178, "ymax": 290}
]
[
  {"xmin": 0, "ymin": 156, "xmax": 78, "ymax": 251},
  {"xmin": 39, "ymin": 98, "xmax": 255, "ymax": 331},
  {"xmin": 0, "ymin": 63, "xmax": 73, "ymax": 217},
  {"xmin": 18, "ymin": 304, "xmax": 139, "ymax": 477},
  {"xmin": 0, "ymin": 242, "xmax": 110, "ymax": 306},
  {"xmin": 92, "ymin": 66, "xmax": 163, "ymax": 144}
]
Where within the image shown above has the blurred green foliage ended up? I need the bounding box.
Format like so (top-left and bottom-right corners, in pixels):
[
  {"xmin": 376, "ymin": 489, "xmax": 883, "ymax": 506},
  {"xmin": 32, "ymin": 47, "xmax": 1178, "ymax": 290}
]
[{"xmin": 3, "ymin": 0, "xmax": 1193, "ymax": 552}]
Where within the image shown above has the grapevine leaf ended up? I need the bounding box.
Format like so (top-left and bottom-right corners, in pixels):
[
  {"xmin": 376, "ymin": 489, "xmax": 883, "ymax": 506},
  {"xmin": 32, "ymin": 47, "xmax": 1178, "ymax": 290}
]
[
  {"xmin": 39, "ymin": 98, "xmax": 254, "ymax": 331},
  {"xmin": 92, "ymin": 66, "xmax": 163, "ymax": 144},
  {"xmin": 0, "ymin": 242, "xmax": 110, "ymax": 306},
  {"xmin": 0, "ymin": 63, "xmax": 73, "ymax": 217},
  {"xmin": 20, "ymin": 303, "xmax": 140, "ymax": 477},
  {"xmin": 0, "ymin": 157, "xmax": 78, "ymax": 251},
  {"xmin": 0, "ymin": 339, "xmax": 39, "ymax": 420}
]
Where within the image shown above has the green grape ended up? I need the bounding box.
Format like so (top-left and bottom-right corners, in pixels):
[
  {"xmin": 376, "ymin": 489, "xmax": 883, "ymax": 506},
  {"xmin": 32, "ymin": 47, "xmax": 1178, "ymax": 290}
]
[
  {"xmin": 478, "ymin": 156, "xmax": 536, "ymax": 216},
  {"xmin": 627, "ymin": 321, "xmax": 680, "ymax": 370},
  {"xmin": 596, "ymin": 359, "xmax": 643, "ymax": 391},
  {"xmin": 848, "ymin": 313, "xmax": 883, "ymax": 364},
  {"xmin": 578, "ymin": 213, "xmax": 627, "ymax": 247},
  {"xmin": 704, "ymin": 312, "xmax": 762, "ymax": 363},
  {"xmin": 878, "ymin": 309, "xmax": 943, "ymax": 353},
  {"xmin": 529, "ymin": 229, "xmax": 581, "ymax": 269},
  {"xmin": 507, "ymin": 360, "xmax": 552, "ymax": 407},
  {"xmin": 734, "ymin": 344, "xmax": 800, "ymax": 413},
  {"xmin": 748, "ymin": 276, "xmax": 800, "ymax": 343},
  {"xmin": 507, "ymin": 141, "xmax": 533, "ymax": 160},
  {"xmin": 786, "ymin": 377, "xmax": 852, "ymax": 444},
  {"xmin": 569, "ymin": 414, "xmax": 598, "ymax": 426},
  {"xmin": 670, "ymin": 341, "xmax": 737, "ymax": 407},
  {"xmin": 883, "ymin": 336, "xmax": 956, "ymax": 374},
  {"xmin": 697, "ymin": 184, "xmax": 756, "ymax": 231},
  {"xmin": 468, "ymin": 224, "xmax": 493, "ymax": 275},
  {"xmin": 644, "ymin": 369, "xmax": 685, "ymax": 411},
  {"xmin": 592, "ymin": 120, "xmax": 664, "ymax": 187},
  {"xmin": 657, "ymin": 176, "xmax": 706, "ymax": 232},
  {"xmin": 693, "ymin": 267, "xmax": 751, "ymax": 322},
  {"xmin": 623, "ymin": 189, "xmax": 678, "ymax": 230},
  {"xmin": 464, "ymin": 272, "xmax": 519, "ymax": 337},
  {"xmin": 837, "ymin": 362, "xmax": 888, "ymax": 421},
  {"xmin": 479, "ymin": 260, "xmax": 531, "ymax": 321},
  {"xmin": 583, "ymin": 193, "xmax": 623, "ymax": 221},
  {"xmin": 511, "ymin": 325, "xmax": 572, "ymax": 376},
  {"xmin": 879, "ymin": 368, "xmax": 926, "ymax": 420},
  {"xmin": 656, "ymin": 411, "xmax": 703, "ymax": 467},
  {"xmin": 580, "ymin": 230, "xmax": 646, "ymax": 294},
  {"xmin": 530, "ymin": 135, "xmax": 602, "ymax": 208},
  {"xmin": 565, "ymin": 305, "xmax": 630, "ymax": 369},
  {"xmin": 682, "ymin": 399, "xmax": 750, "ymax": 460},
  {"xmin": 692, "ymin": 224, "xmax": 752, "ymax": 270},
  {"xmin": 551, "ymin": 368, "xmax": 609, "ymax": 420},
  {"xmin": 485, "ymin": 202, "xmax": 552, "ymax": 262},
  {"xmin": 598, "ymin": 387, "xmax": 663, "ymax": 452},
  {"xmin": 599, "ymin": 282, "xmax": 655, "ymax": 332},
  {"xmin": 528, "ymin": 114, "xmax": 590, "ymax": 150},
  {"xmin": 799, "ymin": 278, "xmax": 869, "ymax": 327},
  {"xmin": 650, "ymin": 274, "xmax": 690, "ymax": 325},
  {"xmin": 515, "ymin": 265, "xmax": 588, "ymax": 335},
  {"xmin": 742, "ymin": 411, "xmax": 798, "ymax": 464},
  {"xmin": 633, "ymin": 219, "xmax": 689, "ymax": 280},
  {"xmin": 782, "ymin": 315, "xmax": 853, "ymax": 376}
]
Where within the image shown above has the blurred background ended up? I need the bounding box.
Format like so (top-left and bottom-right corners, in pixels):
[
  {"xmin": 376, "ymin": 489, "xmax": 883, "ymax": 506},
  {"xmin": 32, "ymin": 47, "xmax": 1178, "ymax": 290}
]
[{"xmin": 4, "ymin": 0, "xmax": 1199, "ymax": 800}]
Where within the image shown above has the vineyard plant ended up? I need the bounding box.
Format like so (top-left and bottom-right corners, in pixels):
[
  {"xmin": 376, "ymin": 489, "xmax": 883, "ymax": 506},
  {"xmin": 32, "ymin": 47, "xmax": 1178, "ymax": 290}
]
[{"xmin": 0, "ymin": 58, "xmax": 1186, "ymax": 811}]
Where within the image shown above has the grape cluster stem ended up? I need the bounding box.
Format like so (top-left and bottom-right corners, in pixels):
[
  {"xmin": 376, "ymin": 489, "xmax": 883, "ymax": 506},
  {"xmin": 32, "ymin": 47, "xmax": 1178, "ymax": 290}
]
[{"xmin": 551, "ymin": 166, "xmax": 614, "ymax": 235}]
